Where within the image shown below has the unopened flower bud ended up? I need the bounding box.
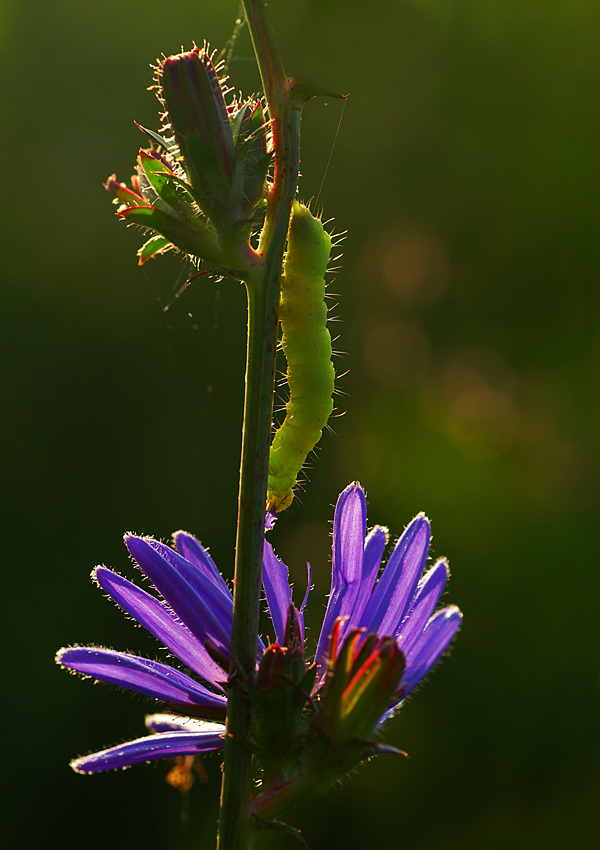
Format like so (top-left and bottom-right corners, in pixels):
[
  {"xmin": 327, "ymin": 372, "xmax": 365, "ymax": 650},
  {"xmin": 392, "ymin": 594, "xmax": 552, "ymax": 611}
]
[{"xmin": 316, "ymin": 620, "xmax": 405, "ymax": 748}]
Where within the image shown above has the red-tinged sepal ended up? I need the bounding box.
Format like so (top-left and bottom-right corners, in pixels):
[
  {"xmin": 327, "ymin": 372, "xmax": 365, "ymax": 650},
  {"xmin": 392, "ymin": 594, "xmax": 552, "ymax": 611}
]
[
  {"xmin": 104, "ymin": 174, "xmax": 145, "ymax": 207},
  {"xmin": 137, "ymin": 235, "xmax": 172, "ymax": 265}
]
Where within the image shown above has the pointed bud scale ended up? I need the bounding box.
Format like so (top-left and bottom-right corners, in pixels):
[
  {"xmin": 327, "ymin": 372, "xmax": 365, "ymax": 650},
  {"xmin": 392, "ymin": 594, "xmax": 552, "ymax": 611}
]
[
  {"xmin": 118, "ymin": 204, "xmax": 223, "ymax": 266},
  {"xmin": 104, "ymin": 174, "xmax": 144, "ymax": 207},
  {"xmin": 283, "ymin": 604, "xmax": 304, "ymax": 654},
  {"xmin": 316, "ymin": 622, "xmax": 405, "ymax": 748},
  {"xmin": 138, "ymin": 149, "xmax": 196, "ymax": 217},
  {"xmin": 230, "ymin": 99, "xmax": 271, "ymax": 211},
  {"xmin": 159, "ymin": 49, "xmax": 235, "ymax": 174},
  {"xmin": 338, "ymin": 636, "xmax": 404, "ymax": 742},
  {"xmin": 158, "ymin": 49, "xmax": 236, "ymax": 226}
]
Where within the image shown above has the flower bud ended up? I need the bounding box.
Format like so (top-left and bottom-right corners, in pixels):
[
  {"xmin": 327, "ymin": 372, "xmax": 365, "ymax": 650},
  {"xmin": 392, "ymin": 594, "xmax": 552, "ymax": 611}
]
[
  {"xmin": 251, "ymin": 606, "xmax": 316, "ymax": 780},
  {"xmin": 105, "ymin": 47, "xmax": 267, "ymax": 276},
  {"xmin": 158, "ymin": 48, "xmax": 236, "ymax": 228},
  {"xmin": 316, "ymin": 619, "xmax": 405, "ymax": 748}
]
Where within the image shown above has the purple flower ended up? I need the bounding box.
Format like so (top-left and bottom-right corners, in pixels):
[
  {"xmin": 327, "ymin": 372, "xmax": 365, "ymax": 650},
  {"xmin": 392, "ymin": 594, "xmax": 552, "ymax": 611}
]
[
  {"xmin": 313, "ymin": 484, "xmax": 462, "ymax": 713},
  {"xmin": 57, "ymin": 483, "xmax": 461, "ymax": 774}
]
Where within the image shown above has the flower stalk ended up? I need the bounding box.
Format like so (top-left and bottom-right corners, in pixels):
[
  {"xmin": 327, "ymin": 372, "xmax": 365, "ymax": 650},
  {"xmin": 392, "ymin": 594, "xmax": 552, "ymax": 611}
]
[{"xmin": 217, "ymin": 2, "xmax": 301, "ymax": 848}]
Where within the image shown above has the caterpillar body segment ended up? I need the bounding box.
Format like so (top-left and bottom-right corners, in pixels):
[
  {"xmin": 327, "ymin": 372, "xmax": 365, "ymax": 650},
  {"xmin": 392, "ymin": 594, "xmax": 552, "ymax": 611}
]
[{"xmin": 267, "ymin": 203, "xmax": 336, "ymax": 512}]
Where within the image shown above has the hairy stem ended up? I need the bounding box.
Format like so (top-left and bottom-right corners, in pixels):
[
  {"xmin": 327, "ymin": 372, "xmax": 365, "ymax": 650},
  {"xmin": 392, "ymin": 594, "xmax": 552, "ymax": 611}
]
[{"xmin": 216, "ymin": 1, "xmax": 301, "ymax": 848}]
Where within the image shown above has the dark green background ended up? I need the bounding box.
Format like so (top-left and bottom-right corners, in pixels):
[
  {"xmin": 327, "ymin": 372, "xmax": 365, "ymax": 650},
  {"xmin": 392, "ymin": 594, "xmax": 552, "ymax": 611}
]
[{"xmin": 3, "ymin": 1, "xmax": 599, "ymax": 847}]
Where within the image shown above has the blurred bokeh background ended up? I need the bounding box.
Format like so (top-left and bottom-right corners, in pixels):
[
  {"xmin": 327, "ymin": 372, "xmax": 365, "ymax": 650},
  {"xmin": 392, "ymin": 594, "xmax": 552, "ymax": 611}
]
[{"xmin": 3, "ymin": 0, "xmax": 599, "ymax": 847}]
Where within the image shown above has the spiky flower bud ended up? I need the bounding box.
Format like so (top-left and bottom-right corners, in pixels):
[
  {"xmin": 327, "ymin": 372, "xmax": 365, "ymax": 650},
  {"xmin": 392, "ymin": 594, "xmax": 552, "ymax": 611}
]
[
  {"xmin": 105, "ymin": 46, "xmax": 268, "ymax": 278},
  {"xmin": 158, "ymin": 49, "xmax": 236, "ymax": 229}
]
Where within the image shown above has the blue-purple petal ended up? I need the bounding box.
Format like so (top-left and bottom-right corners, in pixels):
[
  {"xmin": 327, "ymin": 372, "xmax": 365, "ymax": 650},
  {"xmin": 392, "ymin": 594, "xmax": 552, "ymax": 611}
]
[
  {"xmin": 396, "ymin": 559, "xmax": 449, "ymax": 656},
  {"xmin": 359, "ymin": 515, "xmax": 430, "ymax": 636},
  {"xmin": 144, "ymin": 714, "xmax": 225, "ymax": 734},
  {"xmin": 126, "ymin": 535, "xmax": 233, "ymax": 656},
  {"xmin": 262, "ymin": 541, "xmax": 292, "ymax": 644},
  {"xmin": 315, "ymin": 483, "xmax": 367, "ymax": 665},
  {"xmin": 265, "ymin": 508, "xmax": 278, "ymax": 531},
  {"xmin": 401, "ymin": 605, "xmax": 462, "ymax": 695},
  {"xmin": 71, "ymin": 728, "xmax": 225, "ymax": 773},
  {"xmin": 57, "ymin": 646, "xmax": 227, "ymax": 709},
  {"xmin": 94, "ymin": 567, "xmax": 226, "ymax": 689},
  {"xmin": 349, "ymin": 525, "xmax": 388, "ymax": 629},
  {"xmin": 173, "ymin": 531, "xmax": 231, "ymax": 597}
]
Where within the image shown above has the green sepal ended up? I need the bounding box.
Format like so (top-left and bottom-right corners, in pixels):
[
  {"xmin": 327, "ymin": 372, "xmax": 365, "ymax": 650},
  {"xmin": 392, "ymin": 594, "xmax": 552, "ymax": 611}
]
[
  {"xmin": 134, "ymin": 121, "xmax": 177, "ymax": 154},
  {"xmin": 138, "ymin": 150, "xmax": 195, "ymax": 217},
  {"xmin": 157, "ymin": 169, "xmax": 211, "ymax": 213},
  {"xmin": 250, "ymin": 607, "xmax": 316, "ymax": 780},
  {"xmin": 242, "ymin": 150, "xmax": 273, "ymax": 211},
  {"xmin": 230, "ymin": 102, "xmax": 251, "ymax": 148},
  {"xmin": 120, "ymin": 205, "xmax": 222, "ymax": 264},
  {"xmin": 182, "ymin": 128, "xmax": 237, "ymax": 226},
  {"xmin": 231, "ymin": 100, "xmax": 270, "ymax": 211},
  {"xmin": 137, "ymin": 234, "xmax": 172, "ymax": 265},
  {"xmin": 250, "ymin": 661, "xmax": 311, "ymax": 777},
  {"xmin": 232, "ymin": 101, "xmax": 268, "ymax": 158}
]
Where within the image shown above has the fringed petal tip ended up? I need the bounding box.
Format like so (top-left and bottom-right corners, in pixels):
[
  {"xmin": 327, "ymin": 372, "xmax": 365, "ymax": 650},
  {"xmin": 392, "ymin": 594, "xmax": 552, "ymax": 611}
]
[
  {"xmin": 55, "ymin": 644, "xmax": 101, "ymax": 670},
  {"xmin": 336, "ymin": 481, "xmax": 367, "ymax": 518}
]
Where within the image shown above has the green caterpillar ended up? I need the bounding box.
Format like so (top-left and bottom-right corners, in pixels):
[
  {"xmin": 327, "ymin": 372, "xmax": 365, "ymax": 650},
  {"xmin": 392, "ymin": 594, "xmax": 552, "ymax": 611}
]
[{"xmin": 267, "ymin": 203, "xmax": 335, "ymax": 512}]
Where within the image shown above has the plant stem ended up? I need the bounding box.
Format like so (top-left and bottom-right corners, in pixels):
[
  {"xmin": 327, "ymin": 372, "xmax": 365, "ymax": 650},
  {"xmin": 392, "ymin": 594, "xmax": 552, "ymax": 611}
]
[{"xmin": 216, "ymin": 2, "xmax": 301, "ymax": 848}]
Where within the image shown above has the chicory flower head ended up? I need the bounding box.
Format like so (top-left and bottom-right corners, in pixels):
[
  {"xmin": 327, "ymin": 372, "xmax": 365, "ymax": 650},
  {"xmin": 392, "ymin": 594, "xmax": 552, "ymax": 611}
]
[{"xmin": 57, "ymin": 483, "xmax": 461, "ymax": 775}]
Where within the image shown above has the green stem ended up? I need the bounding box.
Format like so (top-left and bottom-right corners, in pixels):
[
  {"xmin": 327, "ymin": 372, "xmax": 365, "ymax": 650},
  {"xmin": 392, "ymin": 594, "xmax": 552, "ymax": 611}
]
[
  {"xmin": 216, "ymin": 2, "xmax": 301, "ymax": 848},
  {"xmin": 216, "ymin": 279, "xmax": 277, "ymax": 850}
]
